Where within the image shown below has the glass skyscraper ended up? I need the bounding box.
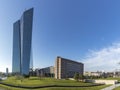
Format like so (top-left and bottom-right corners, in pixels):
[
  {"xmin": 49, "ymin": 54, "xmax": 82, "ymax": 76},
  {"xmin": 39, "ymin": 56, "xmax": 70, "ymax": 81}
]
[
  {"xmin": 12, "ymin": 20, "xmax": 21, "ymax": 74},
  {"xmin": 12, "ymin": 8, "xmax": 33, "ymax": 75}
]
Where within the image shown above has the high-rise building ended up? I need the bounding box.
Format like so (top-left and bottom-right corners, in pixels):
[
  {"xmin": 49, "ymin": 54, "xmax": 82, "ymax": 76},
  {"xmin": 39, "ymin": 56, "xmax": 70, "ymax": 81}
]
[
  {"xmin": 55, "ymin": 56, "xmax": 84, "ymax": 79},
  {"xmin": 6, "ymin": 68, "xmax": 9, "ymax": 76},
  {"xmin": 12, "ymin": 8, "xmax": 33, "ymax": 75},
  {"xmin": 12, "ymin": 20, "xmax": 21, "ymax": 74}
]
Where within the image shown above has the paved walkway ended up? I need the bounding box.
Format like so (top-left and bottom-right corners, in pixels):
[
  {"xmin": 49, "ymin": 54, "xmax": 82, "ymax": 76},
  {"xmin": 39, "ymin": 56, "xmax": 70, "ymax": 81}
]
[
  {"xmin": 101, "ymin": 83, "xmax": 120, "ymax": 90},
  {"xmin": 0, "ymin": 88, "xmax": 5, "ymax": 90}
]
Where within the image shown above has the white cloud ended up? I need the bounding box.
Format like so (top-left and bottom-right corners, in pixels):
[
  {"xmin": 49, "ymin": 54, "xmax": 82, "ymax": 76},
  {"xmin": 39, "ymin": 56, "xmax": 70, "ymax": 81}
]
[{"xmin": 82, "ymin": 42, "xmax": 120, "ymax": 72}]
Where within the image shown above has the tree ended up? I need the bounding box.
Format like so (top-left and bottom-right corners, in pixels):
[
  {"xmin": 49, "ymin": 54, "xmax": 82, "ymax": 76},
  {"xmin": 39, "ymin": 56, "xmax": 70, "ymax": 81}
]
[
  {"xmin": 79, "ymin": 74, "xmax": 84, "ymax": 81},
  {"xmin": 15, "ymin": 75, "xmax": 24, "ymax": 82},
  {"xmin": 23, "ymin": 74, "xmax": 30, "ymax": 78},
  {"xmin": 74, "ymin": 73, "xmax": 79, "ymax": 81}
]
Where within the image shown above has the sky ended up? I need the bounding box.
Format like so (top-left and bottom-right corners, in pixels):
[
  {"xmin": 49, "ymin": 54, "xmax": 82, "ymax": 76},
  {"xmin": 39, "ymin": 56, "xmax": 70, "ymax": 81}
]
[{"xmin": 0, "ymin": 0, "xmax": 120, "ymax": 72}]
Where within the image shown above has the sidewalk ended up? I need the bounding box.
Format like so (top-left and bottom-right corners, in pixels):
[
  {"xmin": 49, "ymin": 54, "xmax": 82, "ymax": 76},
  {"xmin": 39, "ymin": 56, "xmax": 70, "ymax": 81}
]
[{"xmin": 101, "ymin": 83, "xmax": 120, "ymax": 90}]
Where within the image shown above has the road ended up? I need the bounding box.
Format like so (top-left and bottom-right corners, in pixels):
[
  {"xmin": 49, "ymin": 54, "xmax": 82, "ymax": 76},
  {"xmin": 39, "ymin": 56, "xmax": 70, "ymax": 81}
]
[{"xmin": 101, "ymin": 83, "xmax": 120, "ymax": 90}]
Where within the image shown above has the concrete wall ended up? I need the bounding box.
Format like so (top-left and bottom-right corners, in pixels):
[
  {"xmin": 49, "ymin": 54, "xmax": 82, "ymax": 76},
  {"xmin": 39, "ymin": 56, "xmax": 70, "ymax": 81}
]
[{"xmin": 85, "ymin": 79, "xmax": 118, "ymax": 85}]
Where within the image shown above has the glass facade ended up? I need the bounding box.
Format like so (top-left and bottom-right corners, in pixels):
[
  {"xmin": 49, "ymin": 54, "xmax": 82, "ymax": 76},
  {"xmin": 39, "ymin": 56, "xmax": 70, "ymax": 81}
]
[
  {"xmin": 12, "ymin": 8, "xmax": 33, "ymax": 75},
  {"xmin": 30, "ymin": 48, "xmax": 33, "ymax": 69},
  {"xmin": 21, "ymin": 8, "xmax": 33, "ymax": 75},
  {"xmin": 12, "ymin": 20, "xmax": 21, "ymax": 74}
]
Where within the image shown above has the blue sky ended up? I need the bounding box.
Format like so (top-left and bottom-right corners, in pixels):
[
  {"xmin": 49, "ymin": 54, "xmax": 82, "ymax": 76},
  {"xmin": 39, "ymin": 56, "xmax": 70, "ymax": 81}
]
[{"xmin": 0, "ymin": 0, "xmax": 120, "ymax": 72}]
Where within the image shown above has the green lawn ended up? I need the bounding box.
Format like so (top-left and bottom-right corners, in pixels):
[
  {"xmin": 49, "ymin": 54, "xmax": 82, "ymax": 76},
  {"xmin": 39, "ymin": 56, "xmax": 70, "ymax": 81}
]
[
  {"xmin": 2, "ymin": 77, "xmax": 92, "ymax": 86},
  {"xmin": 0, "ymin": 84, "xmax": 110, "ymax": 90},
  {"xmin": 38, "ymin": 85, "xmax": 110, "ymax": 90},
  {"xmin": 0, "ymin": 76, "xmax": 110, "ymax": 90},
  {"xmin": 113, "ymin": 86, "xmax": 120, "ymax": 90}
]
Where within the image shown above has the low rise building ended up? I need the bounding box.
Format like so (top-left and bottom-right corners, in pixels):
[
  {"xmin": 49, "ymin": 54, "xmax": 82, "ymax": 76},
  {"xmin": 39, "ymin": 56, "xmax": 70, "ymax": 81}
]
[
  {"xmin": 55, "ymin": 56, "xmax": 84, "ymax": 79},
  {"xmin": 84, "ymin": 71, "xmax": 103, "ymax": 77},
  {"xmin": 35, "ymin": 66, "xmax": 54, "ymax": 77}
]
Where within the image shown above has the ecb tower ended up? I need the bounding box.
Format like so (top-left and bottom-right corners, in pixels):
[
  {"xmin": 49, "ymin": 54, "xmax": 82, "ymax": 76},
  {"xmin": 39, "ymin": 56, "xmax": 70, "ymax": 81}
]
[{"xmin": 12, "ymin": 8, "xmax": 33, "ymax": 75}]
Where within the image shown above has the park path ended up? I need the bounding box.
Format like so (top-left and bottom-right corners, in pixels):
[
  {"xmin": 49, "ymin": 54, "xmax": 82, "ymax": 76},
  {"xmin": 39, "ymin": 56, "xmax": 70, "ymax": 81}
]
[
  {"xmin": 101, "ymin": 83, "xmax": 120, "ymax": 90},
  {"xmin": 0, "ymin": 88, "xmax": 5, "ymax": 90}
]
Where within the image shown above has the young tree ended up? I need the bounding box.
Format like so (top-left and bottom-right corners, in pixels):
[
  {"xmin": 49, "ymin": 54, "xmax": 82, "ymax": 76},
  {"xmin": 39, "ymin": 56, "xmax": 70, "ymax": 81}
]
[
  {"xmin": 79, "ymin": 74, "xmax": 84, "ymax": 82},
  {"xmin": 74, "ymin": 73, "xmax": 79, "ymax": 81}
]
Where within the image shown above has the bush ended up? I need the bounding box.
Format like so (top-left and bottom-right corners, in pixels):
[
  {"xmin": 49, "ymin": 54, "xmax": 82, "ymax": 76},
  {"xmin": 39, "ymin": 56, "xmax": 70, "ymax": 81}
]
[{"xmin": 23, "ymin": 74, "xmax": 30, "ymax": 78}]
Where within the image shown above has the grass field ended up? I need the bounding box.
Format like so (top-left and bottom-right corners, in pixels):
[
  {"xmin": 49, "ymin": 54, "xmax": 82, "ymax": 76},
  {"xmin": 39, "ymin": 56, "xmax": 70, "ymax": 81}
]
[
  {"xmin": 0, "ymin": 76, "xmax": 110, "ymax": 90},
  {"xmin": 2, "ymin": 77, "xmax": 93, "ymax": 86},
  {"xmin": 0, "ymin": 84, "xmax": 110, "ymax": 90},
  {"xmin": 38, "ymin": 85, "xmax": 110, "ymax": 90},
  {"xmin": 113, "ymin": 86, "xmax": 120, "ymax": 90}
]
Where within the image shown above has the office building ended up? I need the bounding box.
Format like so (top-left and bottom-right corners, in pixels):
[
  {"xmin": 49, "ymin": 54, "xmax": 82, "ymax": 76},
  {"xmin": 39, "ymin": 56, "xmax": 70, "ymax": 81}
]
[
  {"xmin": 12, "ymin": 20, "xmax": 21, "ymax": 74},
  {"xmin": 55, "ymin": 56, "xmax": 84, "ymax": 79},
  {"xmin": 6, "ymin": 68, "xmax": 9, "ymax": 76},
  {"xmin": 12, "ymin": 8, "xmax": 33, "ymax": 75}
]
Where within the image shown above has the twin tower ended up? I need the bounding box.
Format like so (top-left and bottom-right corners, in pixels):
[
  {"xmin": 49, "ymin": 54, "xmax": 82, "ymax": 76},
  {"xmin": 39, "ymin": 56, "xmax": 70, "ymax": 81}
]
[{"xmin": 12, "ymin": 8, "xmax": 33, "ymax": 76}]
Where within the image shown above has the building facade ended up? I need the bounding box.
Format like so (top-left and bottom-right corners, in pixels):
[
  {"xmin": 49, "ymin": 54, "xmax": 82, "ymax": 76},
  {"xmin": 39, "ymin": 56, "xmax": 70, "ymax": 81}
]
[
  {"xmin": 84, "ymin": 71, "xmax": 103, "ymax": 77},
  {"xmin": 12, "ymin": 8, "xmax": 33, "ymax": 75},
  {"xmin": 12, "ymin": 20, "xmax": 21, "ymax": 74},
  {"xmin": 35, "ymin": 66, "xmax": 54, "ymax": 77},
  {"xmin": 55, "ymin": 56, "xmax": 84, "ymax": 79},
  {"xmin": 6, "ymin": 68, "xmax": 9, "ymax": 76}
]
